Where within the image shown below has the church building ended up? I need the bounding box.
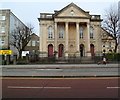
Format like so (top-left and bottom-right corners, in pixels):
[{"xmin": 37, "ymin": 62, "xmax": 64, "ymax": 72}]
[{"xmin": 38, "ymin": 3, "xmax": 114, "ymax": 58}]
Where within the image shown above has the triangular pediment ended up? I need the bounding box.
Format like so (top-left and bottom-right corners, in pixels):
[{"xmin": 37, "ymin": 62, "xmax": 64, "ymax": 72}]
[
  {"xmin": 101, "ymin": 28, "xmax": 114, "ymax": 40},
  {"xmin": 55, "ymin": 3, "xmax": 90, "ymax": 18}
]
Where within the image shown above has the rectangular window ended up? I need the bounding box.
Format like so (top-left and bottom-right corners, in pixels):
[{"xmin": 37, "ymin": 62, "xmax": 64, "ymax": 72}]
[
  {"xmin": 0, "ymin": 16, "xmax": 6, "ymax": 20},
  {"xmin": 32, "ymin": 41, "xmax": 36, "ymax": 46},
  {"xmin": 0, "ymin": 26, "xmax": 5, "ymax": 33},
  {"xmin": 58, "ymin": 26, "xmax": 64, "ymax": 39},
  {"xmin": 36, "ymin": 41, "xmax": 39, "ymax": 46},
  {"xmin": 90, "ymin": 27, "xmax": 94, "ymax": 39},
  {"xmin": 48, "ymin": 26, "xmax": 53, "ymax": 39},
  {"xmin": 0, "ymin": 37, "xmax": 5, "ymax": 46},
  {"xmin": 80, "ymin": 27, "xmax": 84, "ymax": 39}
]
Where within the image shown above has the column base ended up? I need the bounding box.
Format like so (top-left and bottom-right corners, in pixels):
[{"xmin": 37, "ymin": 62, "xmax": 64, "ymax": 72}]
[
  {"xmin": 39, "ymin": 52, "xmax": 48, "ymax": 58},
  {"xmin": 55, "ymin": 53, "xmax": 58, "ymax": 58},
  {"xmin": 65, "ymin": 52, "xmax": 68, "ymax": 59},
  {"xmin": 75, "ymin": 52, "xmax": 80, "ymax": 58},
  {"xmin": 86, "ymin": 51, "xmax": 91, "ymax": 57}
]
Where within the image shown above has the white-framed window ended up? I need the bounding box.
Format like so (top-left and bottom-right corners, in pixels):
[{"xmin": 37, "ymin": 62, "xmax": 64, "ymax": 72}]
[
  {"xmin": 48, "ymin": 26, "xmax": 53, "ymax": 39},
  {"xmin": 32, "ymin": 41, "xmax": 36, "ymax": 46},
  {"xmin": 58, "ymin": 26, "xmax": 64, "ymax": 39},
  {"xmin": 0, "ymin": 37, "xmax": 5, "ymax": 46},
  {"xmin": 0, "ymin": 15, "xmax": 5, "ymax": 20},
  {"xmin": 36, "ymin": 41, "xmax": 39, "ymax": 46},
  {"xmin": 0, "ymin": 26, "xmax": 5, "ymax": 33},
  {"xmin": 80, "ymin": 27, "xmax": 84, "ymax": 39},
  {"xmin": 90, "ymin": 27, "xmax": 94, "ymax": 39}
]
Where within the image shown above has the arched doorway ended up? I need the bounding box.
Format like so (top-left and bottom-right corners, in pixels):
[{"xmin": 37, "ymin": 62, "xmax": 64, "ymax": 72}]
[
  {"xmin": 58, "ymin": 44, "xmax": 64, "ymax": 57},
  {"xmin": 80, "ymin": 44, "xmax": 84, "ymax": 57},
  {"xmin": 48, "ymin": 44, "xmax": 53, "ymax": 57},
  {"xmin": 90, "ymin": 44, "xmax": 95, "ymax": 56}
]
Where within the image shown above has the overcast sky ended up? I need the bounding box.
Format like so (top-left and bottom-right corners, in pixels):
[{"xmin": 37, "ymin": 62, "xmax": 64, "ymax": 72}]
[{"xmin": 0, "ymin": 0, "xmax": 119, "ymax": 35}]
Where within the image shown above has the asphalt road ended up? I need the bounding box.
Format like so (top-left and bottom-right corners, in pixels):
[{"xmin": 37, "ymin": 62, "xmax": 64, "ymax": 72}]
[{"xmin": 2, "ymin": 77, "xmax": 119, "ymax": 98}]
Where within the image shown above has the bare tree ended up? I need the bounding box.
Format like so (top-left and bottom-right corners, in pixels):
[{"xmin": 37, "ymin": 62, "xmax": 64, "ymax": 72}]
[
  {"xmin": 10, "ymin": 24, "xmax": 34, "ymax": 58},
  {"xmin": 103, "ymin": 4, "xmax": 120, "ymax": 52}
]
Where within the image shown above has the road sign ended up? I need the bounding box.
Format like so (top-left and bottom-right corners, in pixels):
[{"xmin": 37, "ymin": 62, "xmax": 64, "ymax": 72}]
[{"xmin": 0, "ymin": 50, "xmax": 12, "ymax": 55}]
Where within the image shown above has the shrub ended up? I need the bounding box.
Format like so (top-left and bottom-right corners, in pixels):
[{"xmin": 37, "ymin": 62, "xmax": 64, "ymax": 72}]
[{"xmin": 106, "ymin": 53, "xmax": 120, "ymax": 61}]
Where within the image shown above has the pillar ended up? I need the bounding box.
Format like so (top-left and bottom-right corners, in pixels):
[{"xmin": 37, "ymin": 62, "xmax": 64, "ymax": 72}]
[
  {"xmin": 76, "ymin": 22, "xmax": 80, "ymax": 57},
  {"xmin": 65, "ymin": 22, "xmax": 69, "ymax": 58},
  {"xmin": 54, "ymin": 22, "xmax": 58, "ymax": 58},
  {"xmin": 86, "ymin": 23, "xmax": 91, "ymax": 56}
]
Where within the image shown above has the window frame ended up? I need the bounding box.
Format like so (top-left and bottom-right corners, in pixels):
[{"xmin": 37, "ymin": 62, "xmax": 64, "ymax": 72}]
[
  {"xmin": 0, "ymin": 15, "xmax": 6, "ymax": 20},
  {"xmin": 80, "ymin": 27, "xmax": 84, "ymax": 39},
  {"xmin": 58, "ymin": 26, "xmax": 64, "ymax": 39},
  {"xmin": 90, "ymin": 27, "xmax": 94, "ymax": 39},
  {"xmin": 48, "ymin": 26, "xmax": 53, "ymax": 39},
  {"xmin": 0, "ymin": 26, "xmax": 5, "ymax": 33}
]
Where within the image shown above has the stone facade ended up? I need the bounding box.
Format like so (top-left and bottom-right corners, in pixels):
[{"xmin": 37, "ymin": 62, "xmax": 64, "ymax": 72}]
[
  {"xmin": 38, "ymin": 3, "xmax": 115, "ymax": 58},
  {"xmin": 101, "ymin": 28, "xmax": 115, "ymax": 53}
]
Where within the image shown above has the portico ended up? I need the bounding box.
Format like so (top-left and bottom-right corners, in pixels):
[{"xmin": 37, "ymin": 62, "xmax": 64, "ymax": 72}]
[
  {"xmin": 53, "ymin": 21, "xmax": 91, "ymax": 57},
  {"xmin": 38, "ymin": 3, "xmax": 103, "ymax": 58}
]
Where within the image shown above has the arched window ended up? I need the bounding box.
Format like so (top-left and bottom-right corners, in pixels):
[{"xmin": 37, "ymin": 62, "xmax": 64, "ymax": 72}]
[
  {"xmin": 90, "ymin": 27, "xmax": 94, "ymax": 39},
  {"xmin": 80, "ymin": 27, "xmax": 84, "ymax": 39},
  {"xmin": 103, "ymin": 42, "xmax": 106, "ymax": 47},
  {"xmin": 109, "ymin": 42, "xmax": 111, "ymax": 47},
  {"xmin": 58, "ymin": 26, "xmax": 64, "ymax": 39},
  {"xmin": 48, "ymin": 26, "xmax": 53, "ymax": 39}
]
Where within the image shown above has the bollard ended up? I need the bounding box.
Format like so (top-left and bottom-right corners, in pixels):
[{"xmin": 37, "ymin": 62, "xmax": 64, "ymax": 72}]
[
  {"xmin": 6, "ymin": 55, "xmax": 10, "ymax": 65},
  {"xmin": 26, "ymin": 54, "xmax": 29, "ymax": 63},
  {"xmin": 13, "ymin": 55, "xmax": 17, "ymax": 65}
]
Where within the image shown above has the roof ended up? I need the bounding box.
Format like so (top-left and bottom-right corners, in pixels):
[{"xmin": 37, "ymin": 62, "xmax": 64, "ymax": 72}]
[
  {"xmin": 31, "ymin": 33, "xmax": 39, "ymax": 37},
  {"xmin": 54, "ymin": 2, "xmax": 90, "ymax": 17},
  {"xmin": 101, "ymin": 28, "xmax": 115, "ymax": 40}
]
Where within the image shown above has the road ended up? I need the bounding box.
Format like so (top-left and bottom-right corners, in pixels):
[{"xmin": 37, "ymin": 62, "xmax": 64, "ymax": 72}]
[{"xmin": 2, "ymin": 77, "xmax": 119, "ymax": 99}]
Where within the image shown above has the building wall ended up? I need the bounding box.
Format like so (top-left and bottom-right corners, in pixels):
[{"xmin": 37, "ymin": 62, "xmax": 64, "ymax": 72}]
[
  {"xmin": 0, "ymin": 10, "xmax": 10, "ymax": 50},
  {"xmin": 0, "ymin": 9, "xmax": 27, "ymax": 57},
  {"xmin": 24, "ymin": 33, "xmax": 39, "ymax": 55},
  {"xmin": 39, "ymin": 3, "xmax": 114, "ymax": 58},
  {"xmin": 9, "ymin": 11, "xmax": 26, "ymax": 56},
  {"xmin": 101, "ymin": 28, "xmax": 115, "ymax": 53}
]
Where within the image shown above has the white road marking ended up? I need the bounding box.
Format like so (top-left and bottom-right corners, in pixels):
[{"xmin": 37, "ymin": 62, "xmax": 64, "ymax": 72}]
[
  {"xmin": 35, "ymin": 69, "xmax": 63, "ymax": 71},
  {"xmin": 107, "ymin": 87, "xmax": 120, "ymax": 89},
  {"xmin": 8, "ymin": 86, "xmax": 71, "ymax": 89}
]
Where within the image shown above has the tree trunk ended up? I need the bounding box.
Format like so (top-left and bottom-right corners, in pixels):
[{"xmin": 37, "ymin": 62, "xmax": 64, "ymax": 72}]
[
  {"xmin": 19, "ymin": 50, "xmax": 22, "ymax": 58},
  {"xmin": 114, "ymin": 40, "xmax": 118, "ymax": 53}
]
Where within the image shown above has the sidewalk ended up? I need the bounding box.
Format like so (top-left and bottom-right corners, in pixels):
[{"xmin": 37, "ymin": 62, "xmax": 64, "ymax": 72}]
[{"xmin": 1, "ymin": 64, "xmax": 119, "ymax": 69}]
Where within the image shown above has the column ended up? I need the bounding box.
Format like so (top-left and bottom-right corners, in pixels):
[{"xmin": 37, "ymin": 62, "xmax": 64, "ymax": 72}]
[
  {"xmin": 39, "ymin": 23, "xmax": 43, "ymax": 57},
  {"xmin": 65, "ymin": 22, "xmax": 69, "ymax": 58},
  {"xmin": 54, "ymin": 22, "xmax": 58, "ymax": 58},
  {"xmin": 76, "ymin": 22, "xmax": 80, "ymax": 57},
  {"xmin": 86, "ymin": 23, "xmax": 91, "ymax": 56}
]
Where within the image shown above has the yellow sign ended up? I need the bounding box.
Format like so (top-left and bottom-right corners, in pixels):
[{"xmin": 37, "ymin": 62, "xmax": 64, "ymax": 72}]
[{"xmin": 0, "ymin": 50, "xmax": 12, "ymax": 55}]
